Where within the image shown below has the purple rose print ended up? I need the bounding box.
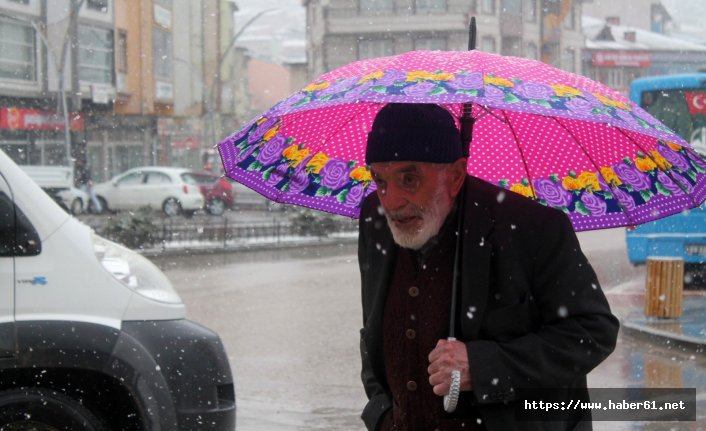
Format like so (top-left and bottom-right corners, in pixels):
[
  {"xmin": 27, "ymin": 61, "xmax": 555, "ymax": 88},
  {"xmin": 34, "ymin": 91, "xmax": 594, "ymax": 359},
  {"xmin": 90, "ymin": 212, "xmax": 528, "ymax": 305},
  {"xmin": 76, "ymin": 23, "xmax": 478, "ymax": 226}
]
[
  {"xmin": 256, "ymin": 134, "xmax": 288, "ymax": 166},
  {"xmin": 533, "ymin": 178, "xmax": 573, "ymax": 208},
  {"xmin": 615, "ymin": 109, "xmax": 639, "ymax": 127},
  {"xmin": 685, "ymin": 148, "xmax": 706, "ymax": 170},
  {"xmin": 234, "ymin": 144, "xmax": 258, "ymax": 165},
  {"xmin": 320, "ymin": 159, "xmax": 351, "ymax": 190},
  {"xmin": 447, "ymin": 72, "xmax": 484, "ymax": 91},
  {"xmin": 656, "ymin": 171, "xmax": 684, "ymax": 195},
  {"xmin": 344, "ymin": 81, "xmax": 375, "ymax": 100},
  {"xmin": 344, "ymin": 183, "xmax": 366, "ymax": 208},
  {"xmin": 565, "ymin": 97, "xmax": 601, "ymax": 116},
  {"xmin": 580, "ymin": 192, "xmax": 607, "ymax": 215},
  {"xmin": 612, "ymin": 188, "xmax": 636, "ymax": 211},
  {"xmin": 402, "ymin": 82, "xmax": 437, "ymax": 98},
  {"xmin": 270, "ymin": 94, "xmax": 307, "ymax": 115},
  {"xmin": 266, "ymin": 163, "xmax": 290, "ymax": 186},
  {"xmin": 286, "ymin": 167, "xmax": 311, "ymax": 194},
  {"xmin": 483, "ymin": 85, "xmax": 506, "ymax": 105},
  {"xmin": 632, "ymin": 106, "xmax": 661, "ymax": 126},
  {"xmin": 376, "ymin": 70, "xmax": 408, "ymax": 86},
  {"xmin": 613, "ymin": 163, "xmax": 652, "ymax": 191},
  {"xmin": 317, "ymin": 77, "xmax": 359, "ymax": 97},
  {"xmin": 513, "ymin": 82, "xmax": 554, "ymax": 101},
  {"xmin": 657, "ymin": 145, "xmax": 691, "ymax": 171},
  {"xmin": 248, "ymin": 117, "xmax": 278, "ymax": 144},
  {"xmin": 671, "ymin": 172, "xmax": 694, "ymax": 193}
]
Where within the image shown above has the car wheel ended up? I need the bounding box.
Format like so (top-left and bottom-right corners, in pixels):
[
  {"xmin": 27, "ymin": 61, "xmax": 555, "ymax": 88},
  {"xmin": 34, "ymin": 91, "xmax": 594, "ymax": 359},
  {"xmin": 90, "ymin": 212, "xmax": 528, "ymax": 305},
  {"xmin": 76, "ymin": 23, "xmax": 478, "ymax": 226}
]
[
  {"xmin": 0, "ymin": 387, "xmax": 107, "ymax": 431},
  {"xmin": 206, "ymin": 198, "xmax": 226, "ymax": 216},
  {"xmin": 70, "ymin": 198, "xmax": 84, "ymax": 215},
  {"xmin": 163, "ymin": 197, "xmax": 182, "ymax": 217}
]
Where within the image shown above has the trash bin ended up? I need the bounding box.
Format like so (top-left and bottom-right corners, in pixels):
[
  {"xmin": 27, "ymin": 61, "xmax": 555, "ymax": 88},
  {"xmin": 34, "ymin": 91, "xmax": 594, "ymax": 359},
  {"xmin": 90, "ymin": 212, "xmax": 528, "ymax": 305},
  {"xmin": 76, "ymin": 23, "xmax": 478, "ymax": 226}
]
[{"xmin": 644, "ymin": 256, "xmax": 684, "ymax": 318}]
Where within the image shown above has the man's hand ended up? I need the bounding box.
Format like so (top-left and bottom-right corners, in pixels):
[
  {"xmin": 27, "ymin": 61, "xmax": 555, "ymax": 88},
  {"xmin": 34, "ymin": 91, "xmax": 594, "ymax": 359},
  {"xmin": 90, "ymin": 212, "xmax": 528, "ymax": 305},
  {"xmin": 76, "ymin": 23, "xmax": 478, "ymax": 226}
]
[{"xmin": 427, "ymin": 339, "xmax": 472, "ymax": 396}]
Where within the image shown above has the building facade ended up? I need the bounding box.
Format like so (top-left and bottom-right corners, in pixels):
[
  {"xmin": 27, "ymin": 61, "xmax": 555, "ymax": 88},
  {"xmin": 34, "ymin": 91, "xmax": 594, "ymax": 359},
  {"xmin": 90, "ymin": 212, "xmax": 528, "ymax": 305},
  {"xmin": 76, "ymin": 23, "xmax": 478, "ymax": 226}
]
[
  {"xmin": 0, "ymin": 0, "xmax": 244, "ymax": 182},
  {"xmin": 303, "ymin": 0, "xmax": 586, "ymax": 79}
]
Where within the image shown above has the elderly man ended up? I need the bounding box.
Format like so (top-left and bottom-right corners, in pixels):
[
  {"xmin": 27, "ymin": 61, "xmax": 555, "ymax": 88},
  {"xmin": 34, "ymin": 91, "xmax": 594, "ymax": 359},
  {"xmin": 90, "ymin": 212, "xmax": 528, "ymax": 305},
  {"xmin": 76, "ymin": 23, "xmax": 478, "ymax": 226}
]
[{"xmin": 358, "ymin": 103, "xmax": 619, "ymax": 431}]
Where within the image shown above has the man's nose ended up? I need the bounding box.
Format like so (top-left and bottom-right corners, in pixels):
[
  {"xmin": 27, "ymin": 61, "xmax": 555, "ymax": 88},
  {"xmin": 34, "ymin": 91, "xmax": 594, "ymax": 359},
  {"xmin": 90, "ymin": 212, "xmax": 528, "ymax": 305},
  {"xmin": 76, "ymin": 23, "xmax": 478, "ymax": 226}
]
[{"xmin": 378, "ymin": 184, "xmax": 408, "ymax": 211}]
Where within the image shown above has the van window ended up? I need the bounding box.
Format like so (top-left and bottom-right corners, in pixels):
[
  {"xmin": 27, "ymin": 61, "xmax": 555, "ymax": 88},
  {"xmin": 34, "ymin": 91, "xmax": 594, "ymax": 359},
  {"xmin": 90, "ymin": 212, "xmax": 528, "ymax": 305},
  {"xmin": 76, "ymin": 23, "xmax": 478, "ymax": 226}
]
[{"xmin": 0, "ymin": 191, "xmax": 41, "ymax": 257}]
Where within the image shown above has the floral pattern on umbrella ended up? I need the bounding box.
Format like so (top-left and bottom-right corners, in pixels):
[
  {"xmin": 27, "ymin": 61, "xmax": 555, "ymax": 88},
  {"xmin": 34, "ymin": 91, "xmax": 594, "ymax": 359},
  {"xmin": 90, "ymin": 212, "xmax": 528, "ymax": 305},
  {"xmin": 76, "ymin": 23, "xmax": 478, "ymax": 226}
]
[{"xmin": 218, "ymin": 50, "xmax": 706, "ymax": 230}]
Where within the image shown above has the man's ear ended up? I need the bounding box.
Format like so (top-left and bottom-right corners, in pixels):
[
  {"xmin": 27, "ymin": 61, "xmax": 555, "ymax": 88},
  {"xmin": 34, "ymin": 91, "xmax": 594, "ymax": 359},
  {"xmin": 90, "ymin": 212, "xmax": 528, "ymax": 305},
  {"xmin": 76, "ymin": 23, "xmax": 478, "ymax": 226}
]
[{"xmin": 448, "ymin": 158, "xmax": 467, "ymax": 197}]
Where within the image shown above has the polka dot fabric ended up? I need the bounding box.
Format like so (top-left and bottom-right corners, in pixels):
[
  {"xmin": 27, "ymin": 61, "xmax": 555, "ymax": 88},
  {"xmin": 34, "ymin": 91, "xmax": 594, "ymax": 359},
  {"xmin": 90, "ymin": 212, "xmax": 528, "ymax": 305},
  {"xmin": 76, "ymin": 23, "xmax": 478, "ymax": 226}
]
[{"xmin": 217, "ymin": 50, "xmax": 706, "ymax": 230}]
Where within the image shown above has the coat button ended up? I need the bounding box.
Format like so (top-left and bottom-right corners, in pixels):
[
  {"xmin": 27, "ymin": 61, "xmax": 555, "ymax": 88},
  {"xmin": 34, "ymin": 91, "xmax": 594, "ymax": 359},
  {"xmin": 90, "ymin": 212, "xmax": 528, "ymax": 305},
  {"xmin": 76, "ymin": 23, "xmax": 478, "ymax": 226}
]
[
  {"xmin": 408, "ymin": 286, "xmax": 419, "ymax": 297},
  {"xmin": 405, "ymin": 329, "xmax": 416, "ymax": 339},
  {"xmin": 406, "ymin": 380, "xmax": 417, "ymax": 391}
]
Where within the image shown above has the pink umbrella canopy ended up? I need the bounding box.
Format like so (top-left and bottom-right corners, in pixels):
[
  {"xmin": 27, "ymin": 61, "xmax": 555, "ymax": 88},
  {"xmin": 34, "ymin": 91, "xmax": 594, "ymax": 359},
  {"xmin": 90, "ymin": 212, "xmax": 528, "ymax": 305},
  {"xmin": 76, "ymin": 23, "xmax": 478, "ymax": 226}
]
[{"xmin": 218, "ymin": 50, "xmax": 706, "ymax": 231}]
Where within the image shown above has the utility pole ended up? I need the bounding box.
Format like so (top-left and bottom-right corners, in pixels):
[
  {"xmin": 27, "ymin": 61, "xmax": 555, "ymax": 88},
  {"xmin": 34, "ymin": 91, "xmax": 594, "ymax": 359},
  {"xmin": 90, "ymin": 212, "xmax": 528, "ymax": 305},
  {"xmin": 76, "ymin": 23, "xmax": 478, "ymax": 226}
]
[{"xmin": 206, "ymin": 8, "xmax": 275, "ymax": 145}]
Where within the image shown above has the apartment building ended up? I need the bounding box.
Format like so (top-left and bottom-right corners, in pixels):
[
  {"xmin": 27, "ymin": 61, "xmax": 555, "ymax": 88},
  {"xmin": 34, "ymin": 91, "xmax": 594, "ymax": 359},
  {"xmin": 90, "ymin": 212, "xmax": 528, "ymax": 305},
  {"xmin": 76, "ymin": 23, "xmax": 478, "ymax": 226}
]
[
  {"xmin": 0, "ymin": 0, "xmax": 244, "ymax": 182},
  {"xmin": 303, "ymin": 0, "xmax": 585, "ymax": 79}
]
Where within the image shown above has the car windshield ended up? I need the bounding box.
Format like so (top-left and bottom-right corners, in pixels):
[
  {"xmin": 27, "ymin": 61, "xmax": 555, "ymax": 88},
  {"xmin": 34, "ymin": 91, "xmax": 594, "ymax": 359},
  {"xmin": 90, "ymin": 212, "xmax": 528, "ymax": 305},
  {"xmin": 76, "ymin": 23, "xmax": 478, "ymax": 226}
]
[{"xmin": 182, "ymin": 173, "xmax": 215, "ymax": 185}]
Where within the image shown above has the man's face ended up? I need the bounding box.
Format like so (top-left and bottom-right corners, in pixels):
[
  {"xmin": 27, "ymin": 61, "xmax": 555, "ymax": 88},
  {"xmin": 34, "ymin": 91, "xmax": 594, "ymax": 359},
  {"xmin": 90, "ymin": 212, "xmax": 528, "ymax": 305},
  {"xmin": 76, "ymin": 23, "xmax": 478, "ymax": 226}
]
[{"xmin": 370, "ymin": 160, "xmax": 465, "ymax": 250}]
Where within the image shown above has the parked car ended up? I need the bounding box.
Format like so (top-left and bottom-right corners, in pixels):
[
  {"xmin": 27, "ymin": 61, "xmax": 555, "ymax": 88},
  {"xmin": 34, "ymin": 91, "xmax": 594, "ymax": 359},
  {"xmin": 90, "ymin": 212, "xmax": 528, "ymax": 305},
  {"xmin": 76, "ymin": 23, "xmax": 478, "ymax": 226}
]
[
  {"xmin": 184, "ymin": 171, "xmax": 235, "ymax": 215},
  {"xmin": 93, "ymin": 167, "xmax": 204, "ymax": 217},
  {"xmin": 56, "ymin": 187, "xmax": 89, "ymax": 215}
]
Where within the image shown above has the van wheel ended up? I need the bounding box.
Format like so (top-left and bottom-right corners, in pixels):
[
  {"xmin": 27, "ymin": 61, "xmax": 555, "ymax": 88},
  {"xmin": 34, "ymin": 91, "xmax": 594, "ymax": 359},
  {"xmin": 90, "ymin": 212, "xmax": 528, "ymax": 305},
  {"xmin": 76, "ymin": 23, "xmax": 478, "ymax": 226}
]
[
  {"xmin": 0, "ymin": 388, "xmax": 106, "ymax": 431},
  {"xmin": 163, "ymin": 197, "xmax": 182, "ymax": 217}
]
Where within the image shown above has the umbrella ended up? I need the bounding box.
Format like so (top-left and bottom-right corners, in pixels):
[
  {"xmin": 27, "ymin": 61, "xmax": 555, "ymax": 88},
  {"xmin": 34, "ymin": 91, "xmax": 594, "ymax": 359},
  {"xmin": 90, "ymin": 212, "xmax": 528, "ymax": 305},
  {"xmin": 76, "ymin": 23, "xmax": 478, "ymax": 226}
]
[{"xmin": 217, "ymin": 49, "xmax": 706, "ymax": 231}]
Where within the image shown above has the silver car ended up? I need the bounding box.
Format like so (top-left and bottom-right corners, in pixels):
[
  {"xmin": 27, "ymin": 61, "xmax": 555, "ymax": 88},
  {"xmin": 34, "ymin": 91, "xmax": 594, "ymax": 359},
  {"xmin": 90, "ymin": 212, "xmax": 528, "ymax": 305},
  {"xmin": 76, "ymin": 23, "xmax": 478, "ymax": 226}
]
[{"xmin": 93, "ymin": 167, "xmax": 204, "ymax": 217}]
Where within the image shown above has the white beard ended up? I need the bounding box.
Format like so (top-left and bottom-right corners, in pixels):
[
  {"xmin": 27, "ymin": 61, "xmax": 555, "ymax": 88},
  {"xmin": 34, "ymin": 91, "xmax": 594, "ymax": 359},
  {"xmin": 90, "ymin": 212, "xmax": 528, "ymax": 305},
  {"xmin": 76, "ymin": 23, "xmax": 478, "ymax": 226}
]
[{"xmin": 385, "ymin": 186, "xmax": 454, "ymax": 250}]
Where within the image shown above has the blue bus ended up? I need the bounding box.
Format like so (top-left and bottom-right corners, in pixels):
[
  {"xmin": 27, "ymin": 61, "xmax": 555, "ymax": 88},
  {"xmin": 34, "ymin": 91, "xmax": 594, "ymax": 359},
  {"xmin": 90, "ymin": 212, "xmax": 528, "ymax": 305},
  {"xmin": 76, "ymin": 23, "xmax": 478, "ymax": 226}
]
[{"xmin": 625, "ymin": 73, "xmax": 706, "ymax": 287}]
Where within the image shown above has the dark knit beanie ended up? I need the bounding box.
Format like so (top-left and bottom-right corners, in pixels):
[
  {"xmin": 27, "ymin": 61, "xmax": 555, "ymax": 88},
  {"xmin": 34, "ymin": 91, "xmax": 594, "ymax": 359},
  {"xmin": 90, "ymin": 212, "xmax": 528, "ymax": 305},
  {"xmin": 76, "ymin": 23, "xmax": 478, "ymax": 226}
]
[{"xmin": 365, "ymin": 103, "xmax": 463, "ymax": 165}]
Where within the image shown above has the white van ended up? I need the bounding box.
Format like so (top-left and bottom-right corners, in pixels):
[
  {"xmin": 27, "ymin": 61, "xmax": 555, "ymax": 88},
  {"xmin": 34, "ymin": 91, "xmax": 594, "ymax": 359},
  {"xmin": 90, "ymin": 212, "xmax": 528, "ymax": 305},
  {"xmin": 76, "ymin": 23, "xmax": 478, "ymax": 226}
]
[{"xmin": 0, "ymin": 150, "xmax": 235, "ymax": 430}]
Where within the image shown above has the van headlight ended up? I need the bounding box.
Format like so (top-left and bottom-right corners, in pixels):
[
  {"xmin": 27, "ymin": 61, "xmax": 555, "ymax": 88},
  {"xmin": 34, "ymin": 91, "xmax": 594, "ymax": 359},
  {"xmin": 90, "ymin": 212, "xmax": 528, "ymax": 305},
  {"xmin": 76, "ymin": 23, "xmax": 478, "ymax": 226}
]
[{"xmin": 92, "ymin": 234, "xmax": 182, "ymax": 304}]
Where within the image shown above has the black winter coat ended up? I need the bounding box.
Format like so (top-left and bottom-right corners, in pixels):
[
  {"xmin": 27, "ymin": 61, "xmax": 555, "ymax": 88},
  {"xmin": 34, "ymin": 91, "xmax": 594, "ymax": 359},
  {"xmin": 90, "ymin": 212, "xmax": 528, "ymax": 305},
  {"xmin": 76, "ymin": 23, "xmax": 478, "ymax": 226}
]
[{"xmin": 358, "ymin": 176, "xmax": 619, "ymax": 431}]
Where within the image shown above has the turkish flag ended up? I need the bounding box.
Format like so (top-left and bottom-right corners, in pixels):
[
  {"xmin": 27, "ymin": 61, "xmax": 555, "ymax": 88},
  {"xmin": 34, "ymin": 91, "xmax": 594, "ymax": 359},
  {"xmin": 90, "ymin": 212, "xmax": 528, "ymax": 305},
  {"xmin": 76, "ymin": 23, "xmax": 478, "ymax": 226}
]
[{"xmin": 684, "ymin": 92, "xmax": 706, "ymax": 115}]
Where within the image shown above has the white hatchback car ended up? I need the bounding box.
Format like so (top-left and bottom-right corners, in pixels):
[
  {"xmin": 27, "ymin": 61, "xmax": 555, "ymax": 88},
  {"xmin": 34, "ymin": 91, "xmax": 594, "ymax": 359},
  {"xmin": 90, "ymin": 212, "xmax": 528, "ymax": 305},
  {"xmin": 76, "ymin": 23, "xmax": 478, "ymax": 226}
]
[{"xmin": 93, "ymin": 166, "xmax": 204, "ymax": 216}]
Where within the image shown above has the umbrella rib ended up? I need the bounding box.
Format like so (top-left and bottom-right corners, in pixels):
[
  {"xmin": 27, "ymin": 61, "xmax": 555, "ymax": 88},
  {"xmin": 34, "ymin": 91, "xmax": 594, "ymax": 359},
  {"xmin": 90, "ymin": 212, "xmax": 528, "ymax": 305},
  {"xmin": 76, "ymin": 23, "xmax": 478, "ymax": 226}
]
[
  {"xmin": 499, "ymin": 110, "xmax": 537, "ymax": 199},
  {"xmin": 551, "ymin": 117, "xmax": 637, "ymax": 226},
  {"xmin": 476, "ymin": 104, "xmax": 508, "ymax": 124},
  {"xmin": 615, "ymin": 127, "xmax": 697, "ymax": 206}
]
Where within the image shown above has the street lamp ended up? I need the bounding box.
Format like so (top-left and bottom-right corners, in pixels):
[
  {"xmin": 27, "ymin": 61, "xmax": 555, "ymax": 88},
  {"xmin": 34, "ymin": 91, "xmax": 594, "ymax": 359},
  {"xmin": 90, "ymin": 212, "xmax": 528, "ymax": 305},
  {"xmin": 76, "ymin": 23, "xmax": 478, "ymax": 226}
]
[{"xmin": 206, "ymin": 8, "xmax": 276, "ymax": 145}]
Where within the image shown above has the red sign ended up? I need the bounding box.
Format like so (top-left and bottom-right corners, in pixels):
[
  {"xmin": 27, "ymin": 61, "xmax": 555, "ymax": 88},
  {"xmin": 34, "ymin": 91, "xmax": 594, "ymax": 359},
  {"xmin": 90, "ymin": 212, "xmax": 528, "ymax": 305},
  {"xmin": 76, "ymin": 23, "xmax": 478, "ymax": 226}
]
[
  {"xmin": 0, "ymin": 107, "xmax": 84, "ymax": 131},
  {"xmin": 592, "ymin": 51, "xmax": 652, "ymax": 68},
  {"xmin": 684, "ymin": 92, "xmax": 706, "ymax": 115}
]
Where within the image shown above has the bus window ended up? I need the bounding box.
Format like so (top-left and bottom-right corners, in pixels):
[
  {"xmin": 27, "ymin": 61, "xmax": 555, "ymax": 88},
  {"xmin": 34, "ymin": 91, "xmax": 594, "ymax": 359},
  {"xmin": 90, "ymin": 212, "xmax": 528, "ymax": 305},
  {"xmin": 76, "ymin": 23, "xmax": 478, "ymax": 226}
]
[{"xmin": 641, "ymin": 89, "xmax": 706, "ymax": 154}]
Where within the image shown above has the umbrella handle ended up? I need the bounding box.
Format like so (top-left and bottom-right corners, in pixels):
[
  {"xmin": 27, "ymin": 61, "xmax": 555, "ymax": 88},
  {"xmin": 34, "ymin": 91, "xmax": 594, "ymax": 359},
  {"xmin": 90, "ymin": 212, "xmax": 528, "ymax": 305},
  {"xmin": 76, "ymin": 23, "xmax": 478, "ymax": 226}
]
[{"xmin": 443, "ymin": 337, "xmax": 461, "ymax": 413}]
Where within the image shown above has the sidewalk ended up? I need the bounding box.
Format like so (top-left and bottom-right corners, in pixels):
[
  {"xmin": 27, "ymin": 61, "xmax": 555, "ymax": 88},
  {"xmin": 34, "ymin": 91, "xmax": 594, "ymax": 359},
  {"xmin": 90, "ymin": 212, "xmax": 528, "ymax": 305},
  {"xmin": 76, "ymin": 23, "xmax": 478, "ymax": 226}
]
[
  {"xmin": 621, "ymin": 294, "xmax": 706, "ymax": 348},
  {"xmin": 607, "ymin": 280, "xmax": 706, "ymax": 349}
]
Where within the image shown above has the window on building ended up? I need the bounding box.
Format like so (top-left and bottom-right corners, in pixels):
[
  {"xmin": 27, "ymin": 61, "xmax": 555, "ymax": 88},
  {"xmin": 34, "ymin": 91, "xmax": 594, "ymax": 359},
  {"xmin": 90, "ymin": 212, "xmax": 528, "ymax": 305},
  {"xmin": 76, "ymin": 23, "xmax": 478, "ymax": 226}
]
[
  {"xmin": 360, "ymin": 0, "xmax": 393, "ymax": 14},
  {"xmin": 358, "ymin": 39, "xmax": 394, "ymax": 59},
  {"xmin": 116, "ymin": 30, "xmax": 127, "ymax": 73},
  {"xmin": 7, "ymin": 0, "xmax": 30, "ymax": 4},
  {"xmin": 152, "ymin": 28, "xmax": 173, "ymax": 81},
  {"xmin": 86, "ymin": 0, "xmax": 108, "ymax": 12},
  {"xmin": 501, "ymin": 36, "xmax": 521, "ymax": 56},
  {"xmin": 526, "ymin": 42, "xmax": 538, "ymax": 60},
  {"xmin": 414, "ymin": 37, "xmax": 446, "ymax": 51},
  {"xmin": 562, "ymin": 47, "xmax": 575, "ymax": 73},
  {"xmin": 524, "ymin": 0, "xmax": 536, "ymax": 22},
  {"xmin": 78, "ymin": 25, "xmax": 114, "ymax": 84},
  {"xmin": 501, "ymin": 0, "xmax": 521, "ymax": 16},
  {"xmin": 415, "ymin": 0, "xmax": 446, "ymax": 13},
  {"xmin": 482, "ymin": 0, "xmax": 495, "ymax": 14},
  {"xmin": 0, "ymin": 18, "xmax": 35, "ymax": 82},
  {"xmin": 481, "ymin": 36, "xmax": 496, "ymax": 53}
]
